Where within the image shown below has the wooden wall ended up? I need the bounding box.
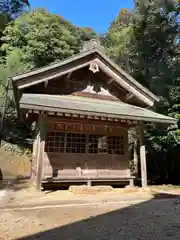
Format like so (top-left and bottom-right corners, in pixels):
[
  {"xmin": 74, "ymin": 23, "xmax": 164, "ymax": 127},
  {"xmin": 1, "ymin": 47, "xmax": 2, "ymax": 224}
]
[
  {"xmin": 43, "ymin": 153, "xmax": 130, "ymax": 180},
  {"xmin": 40, "ymin": 117, "xmax": 130, "ymax": 181}
]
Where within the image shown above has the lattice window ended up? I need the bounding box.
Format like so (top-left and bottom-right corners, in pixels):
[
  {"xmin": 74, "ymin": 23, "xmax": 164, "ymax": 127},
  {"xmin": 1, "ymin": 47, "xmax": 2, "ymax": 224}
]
[
  {"xmin": 45, "ymin": 132, "xmax": 65, "ymax": 153},
  {"xmin": 107, "ymin": 136, "xmax": 124, "ymax": 155},
  {"xmin": 45, "ymin": 131, "xmax": 125, "ymax": 155},
  {"xmin": 89, "ymin": 134, "xmax": 98, "ymax": 154},
  {"xmin": 89, "ymin": 135, "xmax": 107, "ymax": 154},
  {"xmin": 66, "ymin": 133, "xmax": 86, "ymax": 153}
]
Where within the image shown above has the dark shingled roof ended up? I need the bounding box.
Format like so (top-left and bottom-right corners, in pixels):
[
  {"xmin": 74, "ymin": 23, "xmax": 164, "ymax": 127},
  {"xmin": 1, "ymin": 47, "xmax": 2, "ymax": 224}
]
[{"xmin": 20, "ymin": 94, "xmax": 177, "ymax": 124}]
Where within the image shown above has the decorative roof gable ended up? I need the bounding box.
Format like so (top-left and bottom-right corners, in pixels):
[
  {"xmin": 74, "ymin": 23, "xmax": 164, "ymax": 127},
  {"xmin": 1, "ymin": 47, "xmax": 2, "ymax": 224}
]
[{"xmin": 12, "ymin": 42, "xmax": 159, "ymax": 107}]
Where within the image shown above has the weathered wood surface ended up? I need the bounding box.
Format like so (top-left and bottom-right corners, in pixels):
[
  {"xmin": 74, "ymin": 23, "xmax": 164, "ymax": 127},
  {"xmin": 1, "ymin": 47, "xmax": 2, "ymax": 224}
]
[
  {"xmin": 43, "ymin": 153, "xmax": 129, "ymax": 179},
  {"xmin": 31, "ymin": 138, "xmax": 38, "ymax": 181},
  {"xmin": 41, "ymin": 117, "xmax": 130, "ymax": 181},
  {"xmin": 47, "ymin": 118, "xmax": 129, "ymax": 136},
  {"xmin": 36, "ymin": 116, "xmax": 47, "ymax": 190},
  {"xmin": 139, "ymin": 126, "xmax": 147, "ymax": 187},
  {"xmin": 35, "ymin": 132, "xmax": 41, "ymax": 190}
]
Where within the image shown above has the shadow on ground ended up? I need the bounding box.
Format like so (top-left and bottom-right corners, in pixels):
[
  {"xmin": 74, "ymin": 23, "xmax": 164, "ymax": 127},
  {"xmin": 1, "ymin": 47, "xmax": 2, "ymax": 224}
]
[
  {"xmin": 0, "ymin": 178, "xmax": 30, "ymax": 191},
  {"xmin": 16, "ymin": 192, "xmax": 180, "ymax": 240}
]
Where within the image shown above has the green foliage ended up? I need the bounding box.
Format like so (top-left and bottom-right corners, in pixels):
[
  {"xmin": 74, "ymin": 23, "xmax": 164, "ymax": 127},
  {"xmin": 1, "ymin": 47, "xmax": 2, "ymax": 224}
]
[
  {"xmin": 111, "ymin": 8, "xmax": 133, "ymax": 30},
  {"xmin": 132, "ymin": 0, "xmax": 179, "ymax": 91},
  {"xmin": 0, "ymin": 8, "xmax": 95, "ymax": 96},
  {"xmin": 0, "ymin": 0, "xmax": 30, "ymax": 35},
  {"xmin": 0, "ymin": 0, "xmax": 30, "ymax": 96},
  {"xmin": 102, "ymin": 8, "xmax": 133, "ymax": 71},
  {"xmin": 0, "ymin": 13, "xmax": 10, "ymax": 32},
  {"xmin": 104, "ymin": 26, "xmax": 133, "ymax": 71},
  {"xmin": 0, "ymin": 47, "xmax": 27, "ymax": 96},
  {"xmin": 1, "ymin": 8, "xmax": 96, "ymax": 71},
  {"xmin": 0, "ymin": 8, "xmax": 96, "ymax": 155},
  {"xmin": 104, "ymin": 0, "xmax": 180, "ymax": 183},
  {"xmin": 133, "ymin": 0, "xmax": 180, "ymax": 149}
]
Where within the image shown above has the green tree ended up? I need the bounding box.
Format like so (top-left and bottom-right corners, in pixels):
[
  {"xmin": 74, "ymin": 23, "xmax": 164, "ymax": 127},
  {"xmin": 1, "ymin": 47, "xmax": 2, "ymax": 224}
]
[
  {"xmin": 0, "ymin": 0, "xmax": 30, "ymax": 31},
  {"xmin": 1, "ymin": 8, "xmax": 96, "ymax": 71},
  {"xmin": 111, "ymin": 8, "xmax": 134, "ymax": 30},
  {"xmin": 102, "ymin": 8, "xmax": 133, "ymax": 71},
  {"xmin": 104, "ymin": 0, "xmax": 180, "ymax": 183},
  {"xmin": 132, "ymin": 0, "xmax": 180, "ymax": 183},
  {"xmin": 0, "ymin": 8, "xmax": 95, "ymax": 146}
]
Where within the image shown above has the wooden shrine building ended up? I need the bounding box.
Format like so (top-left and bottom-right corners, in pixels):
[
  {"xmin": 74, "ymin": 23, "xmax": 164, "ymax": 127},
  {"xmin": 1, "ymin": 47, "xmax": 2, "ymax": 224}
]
[{"xmin": 12, "ymin": 40, "xmax": 176, "ymax": 190}]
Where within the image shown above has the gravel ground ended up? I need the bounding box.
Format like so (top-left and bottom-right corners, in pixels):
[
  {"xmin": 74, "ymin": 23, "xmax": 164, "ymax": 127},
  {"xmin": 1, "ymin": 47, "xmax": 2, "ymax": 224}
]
[{"xmin": 1, "ymin": 198, "xmax": 180, "ymax": 240}]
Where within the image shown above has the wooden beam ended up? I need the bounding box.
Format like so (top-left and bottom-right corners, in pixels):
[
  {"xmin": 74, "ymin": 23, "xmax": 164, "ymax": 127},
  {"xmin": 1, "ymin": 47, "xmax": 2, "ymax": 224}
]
[
  {"xmin": 48, "ymin": 112, "xmax": 55, "ymax": 116},
  {"xmin": 67, "ymin": 72, "xmax": 72, "ymax": 79},
  {"xmin": 44, "ymin": 80, "xmax": 48, "ymax": 88},
  {"xmin": 48, "ymin": 116, "xmax": 129, "ymax": 129},
  {"xmin": 94, "ymin": 116, "xmax": 100, "ymax": 120},
  {"xmin": 139, "ymin": 126, "xmax": 147, "ymax": 188},
  {"xmin": 57, "ymin": 112, "xmax": 63, "ymax": 116},
  {"xmin": 107, "ymin": 78, "xmax": 114, "ymax": 85},
  {"xmin": 72, "ymin": 114, "xmax": 79, "ymax": 118},
  {"xmin": 34, "ymin": 110, "xmax": 40, "ymax": 114},
  {"xmin": 94, "ymin": 58, "xmax": 154, "ymax": 107},
  {"xmin": 17, "ymin": 60, "xmax": 94, "ymax": 90}
]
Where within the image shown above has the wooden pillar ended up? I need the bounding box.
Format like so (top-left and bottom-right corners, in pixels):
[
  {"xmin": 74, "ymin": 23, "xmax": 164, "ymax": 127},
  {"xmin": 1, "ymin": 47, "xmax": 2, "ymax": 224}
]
[
  {"xmin": 87, "ymin": 180, "xmax": 91, "ymax": 187},
  {"xmin": 31, "ymin": 137, "xmax": 38, "ymax": 182},
  {"xmin": 139, "ymin": 126, "xmax": 147, "ymax": 188},
  {"xmin": 133, "ymin": 131, "xmax": 138, "ymax": 175},
  {"xmin": 36, "ymin": 115, "xmax": 47, "ymax": 191}
]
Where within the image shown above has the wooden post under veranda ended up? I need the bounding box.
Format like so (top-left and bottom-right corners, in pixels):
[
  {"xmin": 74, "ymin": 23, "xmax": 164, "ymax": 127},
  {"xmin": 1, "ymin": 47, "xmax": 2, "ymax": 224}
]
[
  {"xmin": 36, "ymin": 115, "xmax": 46, "ymax": 190},
  {"xmin": 139, "ymin": 126, "xmax": 148, "ymax": 188}
]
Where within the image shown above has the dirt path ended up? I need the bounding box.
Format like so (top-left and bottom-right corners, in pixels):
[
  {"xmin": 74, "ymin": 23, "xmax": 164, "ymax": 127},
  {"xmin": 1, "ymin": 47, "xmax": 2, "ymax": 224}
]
[{"xmin": 1, "ymin": 198, "xmax": 180, "ymax": 239}]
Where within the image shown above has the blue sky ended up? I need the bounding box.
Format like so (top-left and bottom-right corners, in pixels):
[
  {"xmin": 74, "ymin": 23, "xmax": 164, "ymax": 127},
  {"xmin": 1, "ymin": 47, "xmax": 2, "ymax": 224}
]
[{"xmin": 29, "ymin": 0, "xmax": 134, "ymax": 33}]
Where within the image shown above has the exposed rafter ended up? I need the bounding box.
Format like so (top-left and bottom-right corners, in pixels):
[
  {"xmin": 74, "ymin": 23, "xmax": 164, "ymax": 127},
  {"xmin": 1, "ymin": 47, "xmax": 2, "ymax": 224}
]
[
  {"xmin": 125, "ymin": 93, "xmax": 134, "ymax": 102},
  {"xmin": 107, "ymin": 78, "xmax": 114, "ymax": 85},
  {"xmin": 12, "ymin": 48, "xmax": 159, "ymax": 106}
]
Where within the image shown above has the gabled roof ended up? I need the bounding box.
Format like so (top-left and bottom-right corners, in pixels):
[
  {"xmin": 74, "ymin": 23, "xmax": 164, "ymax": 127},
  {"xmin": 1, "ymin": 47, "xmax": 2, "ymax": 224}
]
[
  {"xmin": 20, "ymin": 94, "xmax": 176, "ymax": 125},
  {"xmin": 12, "ymin": 48, "xmax": 159, "ymax": 107}
]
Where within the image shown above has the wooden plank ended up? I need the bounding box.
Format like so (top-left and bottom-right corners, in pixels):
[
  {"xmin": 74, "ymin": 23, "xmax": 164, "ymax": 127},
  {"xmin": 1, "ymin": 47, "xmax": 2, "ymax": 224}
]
[
  {"xmin": 47, "ymin": 116, "xmax": 129, "ymax": 128},
  {"xmin": 41, "ymin": 178, "xmax": 135, "ymax": 183},
  {"xmin": 43, "ymin": 153, "xmax": 128, "ymax": 179},
  {"xmin": 17, "ymin": 59, "xmax": 95, "ymax": 89},
  {"xmin": 46, "ymin": 117, "xmax": 129, "ymax": 136}
]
